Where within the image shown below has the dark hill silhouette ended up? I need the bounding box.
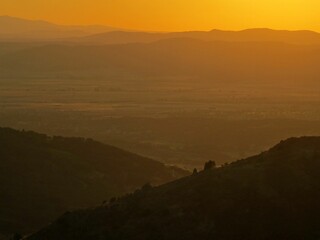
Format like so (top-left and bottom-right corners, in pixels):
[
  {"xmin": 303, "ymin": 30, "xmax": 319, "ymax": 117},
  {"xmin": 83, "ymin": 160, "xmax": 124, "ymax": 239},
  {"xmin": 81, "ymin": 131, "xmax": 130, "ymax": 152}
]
[
  {"xmin": 0, "ymin": 127, "xmax": 188, "ymax": 236},
  {"xmin": 79, "ymin": 28, "xmax": 320, "ymax": 45},
  {"xmin": 1, "ymin": 39, "xmax": 320, "ymax": 85},
  {"xmin": 27, "ymin": 137, "xmax": 320, "ymax": 240}
]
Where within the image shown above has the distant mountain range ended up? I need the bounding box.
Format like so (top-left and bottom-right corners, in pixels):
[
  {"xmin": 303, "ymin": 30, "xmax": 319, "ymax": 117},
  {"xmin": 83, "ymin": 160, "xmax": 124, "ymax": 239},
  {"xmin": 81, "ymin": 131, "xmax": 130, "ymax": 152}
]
[
  {"xmin": 79, "ymin": 28, "xmax": 320, "ymax": 45},
  {"xmin": 1, "ymin": 16, "xmax": 320, "ymax": 46},
  {"xmin": 0, "ymin": 127, "xmax": 188, "ymax": 236},
  {"xmin": 1, "ymin": 16, "xmax": 320, "ymax": 86},
  {"xmin": 0, "ymin": 16, "xmax": 127, "ymax": 40},
  {"xmin": 27, "ymin": 136, "xmax": 320, "ymax": 240}
]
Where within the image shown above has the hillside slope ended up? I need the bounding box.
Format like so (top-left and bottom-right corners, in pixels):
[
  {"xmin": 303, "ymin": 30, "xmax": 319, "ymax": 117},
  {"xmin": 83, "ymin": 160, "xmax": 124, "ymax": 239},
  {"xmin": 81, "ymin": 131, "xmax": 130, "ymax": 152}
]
[
  {"xmin": 28, "ymin": 137, "xmax": 320, "ymax": 240},
  {"xmin": 0, "ymin": 127, "xmax": 187, "ymax": 236}
]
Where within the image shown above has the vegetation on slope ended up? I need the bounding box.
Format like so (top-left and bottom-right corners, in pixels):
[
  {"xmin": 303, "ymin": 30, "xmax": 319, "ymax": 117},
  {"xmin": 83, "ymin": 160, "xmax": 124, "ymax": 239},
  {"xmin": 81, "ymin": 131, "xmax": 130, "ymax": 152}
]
[
  {"xmin": 0, "ymin": 127, "xmax": 188, "ymax": 235},
  {"xmin": 27, "ymin": 137, "xmax": 320, "ymax": 240}
]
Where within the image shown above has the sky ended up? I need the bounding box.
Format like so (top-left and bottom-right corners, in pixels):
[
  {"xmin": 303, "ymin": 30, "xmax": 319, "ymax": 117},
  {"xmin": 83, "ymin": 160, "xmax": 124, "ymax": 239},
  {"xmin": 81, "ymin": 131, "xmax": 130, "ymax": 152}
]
[{"xmin": 1, "ymin": 0, "xmax": 320, "ymax": 32}]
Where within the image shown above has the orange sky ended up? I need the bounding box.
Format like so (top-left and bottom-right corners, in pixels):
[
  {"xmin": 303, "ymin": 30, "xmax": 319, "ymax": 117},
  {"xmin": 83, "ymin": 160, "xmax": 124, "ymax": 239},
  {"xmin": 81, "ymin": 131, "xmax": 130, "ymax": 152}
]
[{"xmin": 1, "ymin": 0, "xmax": 320, "ymax": 31}]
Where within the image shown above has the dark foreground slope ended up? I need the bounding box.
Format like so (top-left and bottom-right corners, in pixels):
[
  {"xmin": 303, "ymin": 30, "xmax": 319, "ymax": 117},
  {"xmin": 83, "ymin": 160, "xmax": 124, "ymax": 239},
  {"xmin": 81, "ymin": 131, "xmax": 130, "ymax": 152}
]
[
  {"xmin": 28, "ymin": 137, "xmax": 320, "ymax": 240},
  {"xmin": 0, "ymin": 127, "xmax": 187, "ymax": 235}
]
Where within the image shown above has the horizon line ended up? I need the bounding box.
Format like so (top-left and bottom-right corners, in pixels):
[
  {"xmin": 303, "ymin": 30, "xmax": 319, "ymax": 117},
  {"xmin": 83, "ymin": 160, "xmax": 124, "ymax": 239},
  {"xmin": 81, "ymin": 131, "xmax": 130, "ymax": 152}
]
[{"xmin": 1, "ymin": 15, "xmax": 319, "ymax": 34}]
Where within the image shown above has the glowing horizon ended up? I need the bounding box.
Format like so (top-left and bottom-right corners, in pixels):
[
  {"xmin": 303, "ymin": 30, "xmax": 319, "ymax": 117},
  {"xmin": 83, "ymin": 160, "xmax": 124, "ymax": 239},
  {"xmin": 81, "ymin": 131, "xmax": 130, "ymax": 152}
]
[{"xmin": 1, "ymin": 0, "xmax": 320, "ymax": 32}]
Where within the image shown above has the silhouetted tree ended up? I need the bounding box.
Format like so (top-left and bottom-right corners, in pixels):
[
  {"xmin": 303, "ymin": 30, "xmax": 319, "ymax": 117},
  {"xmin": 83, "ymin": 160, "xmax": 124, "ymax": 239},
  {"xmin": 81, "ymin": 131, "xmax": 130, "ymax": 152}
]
[
  {"xmin": 141, "ymin": 183, "xmax": 152, "ymax": 192},
  {"xmin": 192, "ymin": 168, "xmax": 198, "ymax": 175},
  {"xmin": 204, "ymin": 160, "xmax": 216, "ymax": 171},
  {"xmin": 11, "ymin": 233, "xmax": 22, "ymax": 240}
]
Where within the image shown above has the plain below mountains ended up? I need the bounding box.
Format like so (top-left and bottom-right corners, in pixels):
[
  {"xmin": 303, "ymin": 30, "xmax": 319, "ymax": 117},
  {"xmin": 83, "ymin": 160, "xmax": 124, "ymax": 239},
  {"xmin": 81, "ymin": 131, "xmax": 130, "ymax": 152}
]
[
  {"xmin": 27, "ymin": 136, "xmax": 320, "ymax": 240},
  {"xmin": 0, "ymin": 127, "xmax": 188, "ymax": 236}
]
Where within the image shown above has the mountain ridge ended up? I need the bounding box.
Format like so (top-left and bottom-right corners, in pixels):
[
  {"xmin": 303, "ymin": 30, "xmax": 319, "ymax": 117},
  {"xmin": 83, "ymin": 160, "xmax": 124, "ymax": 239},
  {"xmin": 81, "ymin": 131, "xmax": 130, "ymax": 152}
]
[
  {"xmin": 1, "ymin": 16, "xmax": 320, "ymax": 45},
  {"xmin": 78, "ymin": 28, "xmax": 320, "ymax": 45},
  {"xmin": 0, "ymin": 16, "xmax": 128, "ymax": 39}
]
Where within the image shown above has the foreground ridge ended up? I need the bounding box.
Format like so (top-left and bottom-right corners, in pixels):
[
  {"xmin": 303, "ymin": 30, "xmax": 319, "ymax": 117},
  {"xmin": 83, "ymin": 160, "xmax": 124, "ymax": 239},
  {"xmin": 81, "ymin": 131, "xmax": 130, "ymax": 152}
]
[{"xmin": 27, "ymin": 136, "xmax": 320, "ymax": 240}]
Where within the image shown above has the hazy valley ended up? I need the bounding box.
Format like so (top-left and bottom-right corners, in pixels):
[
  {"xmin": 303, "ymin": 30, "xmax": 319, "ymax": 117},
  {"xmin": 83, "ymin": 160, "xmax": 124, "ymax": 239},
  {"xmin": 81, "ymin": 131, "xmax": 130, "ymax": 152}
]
[
  {"xmin": 1, "ymin": 15, "xmax": 320, "ymax": 239},
  {"xmin": 1, "ymin": 25, "xmax": 320, "ymax": 169}
]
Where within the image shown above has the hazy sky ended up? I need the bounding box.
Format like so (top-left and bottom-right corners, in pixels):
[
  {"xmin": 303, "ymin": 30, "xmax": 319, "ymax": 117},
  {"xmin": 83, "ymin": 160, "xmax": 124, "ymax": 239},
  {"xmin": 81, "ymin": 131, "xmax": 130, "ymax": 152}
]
[{"xmin": 1, "ymin": 0, "xmax": 320, "ymax": 31}]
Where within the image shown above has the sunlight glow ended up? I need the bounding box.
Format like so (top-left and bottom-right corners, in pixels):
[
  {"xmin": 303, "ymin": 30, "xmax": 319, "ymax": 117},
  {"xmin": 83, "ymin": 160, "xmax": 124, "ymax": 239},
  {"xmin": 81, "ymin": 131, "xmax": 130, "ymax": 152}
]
[{"xmin": 1, "ymin": 0, "xmax": 320, "ymax": 31}]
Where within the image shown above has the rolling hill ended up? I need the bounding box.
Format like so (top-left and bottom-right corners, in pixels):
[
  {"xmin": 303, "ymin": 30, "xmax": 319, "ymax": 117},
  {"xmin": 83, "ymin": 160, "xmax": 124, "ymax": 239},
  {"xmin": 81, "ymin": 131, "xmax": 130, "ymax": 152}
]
[
  {"xmin": 1, "ymin": 39, "xmax": 320, "ymax": 86},
  {"xmin": 27, "ymin": 136, "xmax": 320, "ymax": 240},
  {"xmin": 0, "ymin": 127, "xmax": 188, "ymax": 236}
]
